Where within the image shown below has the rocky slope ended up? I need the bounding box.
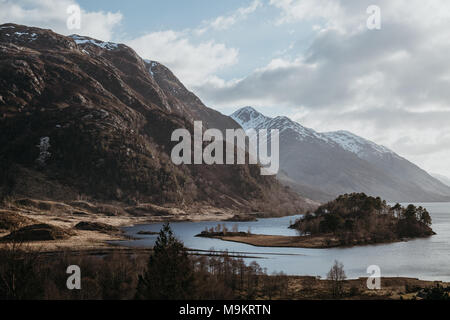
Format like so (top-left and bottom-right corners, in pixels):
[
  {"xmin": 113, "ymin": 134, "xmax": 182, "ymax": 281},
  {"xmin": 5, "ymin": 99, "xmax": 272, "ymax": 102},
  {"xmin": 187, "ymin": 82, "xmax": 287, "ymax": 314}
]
[
  {"xmin": 0, "ymin": 23, "xmax": 316, "ymax": 217},
  {"xmin": 231, "ymin": 107, "xmax": 450, "ymax": 202}
]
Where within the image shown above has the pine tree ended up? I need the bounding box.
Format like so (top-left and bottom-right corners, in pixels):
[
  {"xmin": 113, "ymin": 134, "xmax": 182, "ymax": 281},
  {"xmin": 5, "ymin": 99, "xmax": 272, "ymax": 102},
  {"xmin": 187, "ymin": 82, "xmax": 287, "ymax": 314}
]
[{"xmin": 135, "ymin": 223, "xmax": 195, "ymax": 300}]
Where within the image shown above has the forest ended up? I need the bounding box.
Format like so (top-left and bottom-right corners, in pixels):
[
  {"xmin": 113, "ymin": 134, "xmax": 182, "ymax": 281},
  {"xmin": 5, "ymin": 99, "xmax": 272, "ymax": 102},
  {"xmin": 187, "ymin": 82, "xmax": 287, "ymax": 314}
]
[{"xmin": 290, "ymin": 193, "xmax": 435, "ymax": 246}]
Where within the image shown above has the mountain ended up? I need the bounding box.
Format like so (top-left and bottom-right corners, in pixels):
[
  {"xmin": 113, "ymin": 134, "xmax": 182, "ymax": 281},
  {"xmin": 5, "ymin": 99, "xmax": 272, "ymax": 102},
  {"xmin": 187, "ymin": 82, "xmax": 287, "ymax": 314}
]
[
  {"xmin": 432, "ymin": 173, "xmax": 450, "ymax": 187},
  {"xmin": 231, "ymin": 107, "xmax": 450, "ymax": 202},
  {"xmin": 0, "ymin": 24, "xmax": 316, "ymax": 216}
]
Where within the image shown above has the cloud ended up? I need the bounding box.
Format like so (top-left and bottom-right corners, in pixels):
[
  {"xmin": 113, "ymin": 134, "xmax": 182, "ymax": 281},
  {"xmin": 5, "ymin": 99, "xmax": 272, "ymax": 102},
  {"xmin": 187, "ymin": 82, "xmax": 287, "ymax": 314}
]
[
  {"xmin": 196, "ymin": 0, "xmax": 262, "ymax": 34},
  {"xmin": 269, "ymin": 0, "xmax": 346, "ymax": 29},
  {"xmin": 127, "ymin": 30, "xmax": 239, "ymax": 87},
  {"xmin": 0, "ymin": 0, "xmax": 122, "ymax": 41},
  {"xmin": 125, "ymin": 1, "xmax": 265, "ymax": 88},
  {"xmin": 2, "ymin": 0, "xmax": 449, "ymax": 175},
  {"xmin": 195, "ymin": 0, "xmax": 450, "ymax": 175}
]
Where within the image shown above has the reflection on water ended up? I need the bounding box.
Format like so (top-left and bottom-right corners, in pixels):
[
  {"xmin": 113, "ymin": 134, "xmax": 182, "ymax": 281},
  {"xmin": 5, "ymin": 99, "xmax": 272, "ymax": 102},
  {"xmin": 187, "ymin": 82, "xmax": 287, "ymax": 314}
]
[{"xmin": 114, "ymin": 203, "xmax": 450, "ymax": 281}]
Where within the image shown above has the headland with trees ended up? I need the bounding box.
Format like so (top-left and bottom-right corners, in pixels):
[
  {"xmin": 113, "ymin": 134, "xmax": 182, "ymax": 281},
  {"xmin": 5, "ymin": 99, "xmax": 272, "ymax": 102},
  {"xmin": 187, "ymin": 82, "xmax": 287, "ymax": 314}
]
[{"xmin": 197, "ymin": 193, "xmax": 435, "ymax": 248}]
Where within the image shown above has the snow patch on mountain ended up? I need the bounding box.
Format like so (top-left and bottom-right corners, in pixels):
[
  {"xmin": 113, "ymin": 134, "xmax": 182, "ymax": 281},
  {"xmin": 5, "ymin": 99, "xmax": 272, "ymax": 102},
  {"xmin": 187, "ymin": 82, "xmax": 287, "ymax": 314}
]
[
  {"xmin": 145, "ymin": 60, "xmax": 158, "ymax": 78},
  {"xmin": 231, "ymin": 107, "xmax": 398, "ymax": 158},
  {"xmin": 231, "ymin": 106, "xmax": 271, "ymax": 131},
  {"xmin": 3, "ymin": 31, "xmax": 38, "ymax": 41},
  {"xmin": 323, "ymin": 130, "xmax": 395, "ymax": 158},
  {"xmin": 269, "ymin": 116, "xmax": 329, "ymax": 142},
  {"xmin": 70, "ymin": 35, "xmax": 119, "ymax": 50},
  {"xmin": 231, "ymin": 107, "xmax": 329, "ymax": 143}
]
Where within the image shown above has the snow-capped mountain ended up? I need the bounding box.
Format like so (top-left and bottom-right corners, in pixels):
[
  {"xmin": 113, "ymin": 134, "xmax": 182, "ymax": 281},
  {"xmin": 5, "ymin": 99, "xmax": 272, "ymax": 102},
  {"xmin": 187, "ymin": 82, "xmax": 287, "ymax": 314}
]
[
  {"xmin": 232, "ymin": 107, "xmax": 397, "ymax": 160},
  {"xmin": 232, "ymin": 107, "xmax": 327, "ymax": 142},
  {"xmin": 231, "ymin": 107, "xmax": 450, "ymax": 202},
  {"xmin": 231, "ymin": 106, "xmax": 271, "ymax": 131}
]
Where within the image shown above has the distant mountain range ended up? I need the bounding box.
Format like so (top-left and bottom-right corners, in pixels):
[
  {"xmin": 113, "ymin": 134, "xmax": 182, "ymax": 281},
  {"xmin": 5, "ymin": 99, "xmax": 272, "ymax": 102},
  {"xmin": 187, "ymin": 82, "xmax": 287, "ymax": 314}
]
[{"xmin": 231, "ymin": 107, "xmax": 450, "ymax": 202}]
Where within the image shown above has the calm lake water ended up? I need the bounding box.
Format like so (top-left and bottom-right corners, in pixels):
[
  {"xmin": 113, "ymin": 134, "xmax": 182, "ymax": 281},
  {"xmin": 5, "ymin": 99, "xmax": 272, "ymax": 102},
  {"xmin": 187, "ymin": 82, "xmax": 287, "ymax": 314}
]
[{"xmin": 114, "ymin": 202, "xmax": 450, "ymax": 281}]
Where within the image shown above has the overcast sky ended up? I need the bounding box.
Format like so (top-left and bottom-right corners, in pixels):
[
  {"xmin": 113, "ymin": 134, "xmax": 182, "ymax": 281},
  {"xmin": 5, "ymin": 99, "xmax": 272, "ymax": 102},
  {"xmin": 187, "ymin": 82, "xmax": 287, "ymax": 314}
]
[{"xmin": 1, "ymin": 0, "xmax": 449, "ymax": 177}]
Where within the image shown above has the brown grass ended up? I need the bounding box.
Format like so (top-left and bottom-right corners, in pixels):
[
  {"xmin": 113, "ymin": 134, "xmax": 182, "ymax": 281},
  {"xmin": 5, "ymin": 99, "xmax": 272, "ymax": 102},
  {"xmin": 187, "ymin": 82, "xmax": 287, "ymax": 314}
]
[{"xmin": 0, "ymin": 197, "xmax": 256, "ymax": 252}]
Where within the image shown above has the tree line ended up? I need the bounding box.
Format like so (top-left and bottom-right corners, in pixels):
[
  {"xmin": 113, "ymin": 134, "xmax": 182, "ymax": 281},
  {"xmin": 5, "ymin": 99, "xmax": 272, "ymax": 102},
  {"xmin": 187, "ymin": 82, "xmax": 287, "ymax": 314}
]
[
  {"xmin": 1, "ymin": 222, "xmax": 446, "ymax": 300},
  {"xmin": 0, "ymin": 224, "xmax": 288, "ymax": 300}
]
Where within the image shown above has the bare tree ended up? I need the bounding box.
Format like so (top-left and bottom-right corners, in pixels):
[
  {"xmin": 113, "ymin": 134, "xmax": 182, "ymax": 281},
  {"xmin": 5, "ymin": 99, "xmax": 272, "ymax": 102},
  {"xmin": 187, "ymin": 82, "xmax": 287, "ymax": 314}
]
[
  {"xmin": 327, "ymin": 260, "xmax": 346, "ymax": 298},
  {"xmin": 0, "ymin": 238, "xmax": 43, "ymax": 300}
]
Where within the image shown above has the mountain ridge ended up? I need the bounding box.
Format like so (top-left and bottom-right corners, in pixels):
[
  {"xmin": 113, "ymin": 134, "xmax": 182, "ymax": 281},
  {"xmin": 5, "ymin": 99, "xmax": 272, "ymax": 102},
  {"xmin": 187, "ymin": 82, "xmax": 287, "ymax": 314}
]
[
  {"xmin": 231, "ymin": 107, "xmax": 450, "ymax": 202},
  {"xmin": 0, "ymin": 23, "xmax": 317, "ymax": 216}
]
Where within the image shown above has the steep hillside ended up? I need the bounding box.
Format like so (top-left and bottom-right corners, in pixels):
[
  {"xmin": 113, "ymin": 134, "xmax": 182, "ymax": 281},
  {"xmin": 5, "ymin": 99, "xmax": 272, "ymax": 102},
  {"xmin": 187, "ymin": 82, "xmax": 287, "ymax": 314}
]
[{"xmin": 0, "ymin": 24, "xmax": 316, "ymax": 216}]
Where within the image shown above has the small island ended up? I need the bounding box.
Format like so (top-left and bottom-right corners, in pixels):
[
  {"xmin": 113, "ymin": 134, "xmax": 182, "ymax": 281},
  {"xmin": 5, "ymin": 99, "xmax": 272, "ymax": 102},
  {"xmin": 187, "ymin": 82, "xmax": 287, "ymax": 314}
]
[{"xmin": 197, "ymin": 193, "xmax": 436, "ymax": 248}]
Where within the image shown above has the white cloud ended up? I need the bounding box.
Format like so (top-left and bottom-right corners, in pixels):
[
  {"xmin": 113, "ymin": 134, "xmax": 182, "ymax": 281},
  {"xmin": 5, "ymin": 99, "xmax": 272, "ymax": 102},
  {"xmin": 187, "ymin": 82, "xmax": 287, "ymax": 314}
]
[
  {"xmin": 125, "ymin": 1, "xmax": 264, "ymax": 88},
  {"xmin": 269, "ymin": 0, "xmax": 350, "ymax": 32},
  {"xmin": 127, "ymin": 30, "xmax": 239, "ymax": 87},
  {"xmin": 0, "ymin": 0, "xmax": 122, "ymax": 41},
  {"xmin": 196, "ymin": 0, "xmax": 450, "ymax": 175},
  {"xmin": 196, "ymin": 0, "xmax": 262, "ymax": 34}
]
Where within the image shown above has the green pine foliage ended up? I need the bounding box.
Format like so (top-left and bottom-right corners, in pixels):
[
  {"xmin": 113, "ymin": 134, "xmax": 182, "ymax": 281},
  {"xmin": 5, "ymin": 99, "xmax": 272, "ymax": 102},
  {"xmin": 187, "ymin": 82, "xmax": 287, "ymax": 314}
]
[{"xmin": 135, "ymin": 223, "xmax": 195, "ymax": 300}]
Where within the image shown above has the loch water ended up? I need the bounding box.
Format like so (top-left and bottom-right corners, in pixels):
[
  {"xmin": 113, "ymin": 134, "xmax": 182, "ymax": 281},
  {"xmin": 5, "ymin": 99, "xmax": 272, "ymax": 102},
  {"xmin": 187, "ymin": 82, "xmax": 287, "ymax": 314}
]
[{"xmin": 114, "ymin": 202, "xmax": 450, "ymax": 281}]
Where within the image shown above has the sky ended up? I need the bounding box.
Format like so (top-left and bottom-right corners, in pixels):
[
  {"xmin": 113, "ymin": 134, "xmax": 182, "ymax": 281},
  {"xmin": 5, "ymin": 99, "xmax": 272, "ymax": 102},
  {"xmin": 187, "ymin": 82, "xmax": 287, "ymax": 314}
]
[{"xmin": 1, "ymin": 0, "xmax": 449, "ymax": 177}]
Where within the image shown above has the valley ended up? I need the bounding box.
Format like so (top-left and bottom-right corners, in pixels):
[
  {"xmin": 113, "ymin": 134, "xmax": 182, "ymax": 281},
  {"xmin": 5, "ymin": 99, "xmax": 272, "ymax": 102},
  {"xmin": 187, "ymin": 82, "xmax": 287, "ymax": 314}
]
[{"xmin": 1, "ymin": 23, "xmax": 450, "ymax": 301}]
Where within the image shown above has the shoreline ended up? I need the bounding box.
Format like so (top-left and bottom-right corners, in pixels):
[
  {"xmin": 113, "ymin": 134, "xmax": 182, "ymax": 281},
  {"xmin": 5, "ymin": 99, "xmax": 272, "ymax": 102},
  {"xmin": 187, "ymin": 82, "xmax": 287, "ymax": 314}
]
[
  {"xmin": 2, "ymin": 212, "xmax": 450, "ymax": 287},
  {"xmin": 1, "ymin": 200, "xmax": 447, "ymax": 287},
  {"xmin": 0, "ymin": 198, "xmax": 299, "ymax": 252},
  {"xmin": 197, "ymin": 233, "xmax": 340, "ymax": 249},
  {"xmin": 196, "ymin": 233, "xmax": 425, "ymax": 249},
  {"xmin": 3, "ymin": 241, "xmax": 450, "ymax": 299}
]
